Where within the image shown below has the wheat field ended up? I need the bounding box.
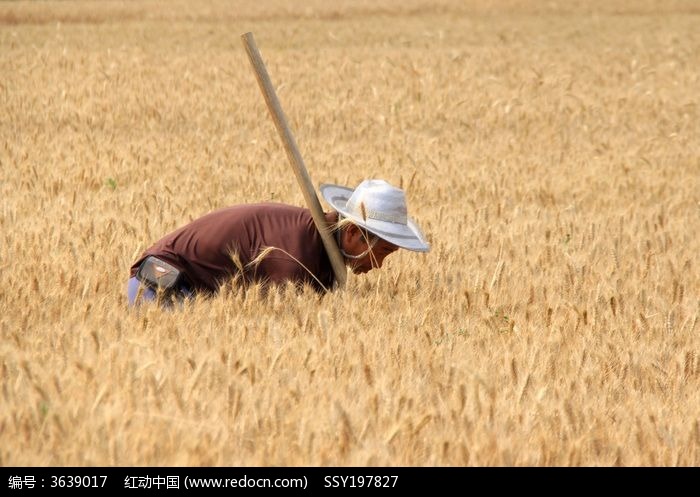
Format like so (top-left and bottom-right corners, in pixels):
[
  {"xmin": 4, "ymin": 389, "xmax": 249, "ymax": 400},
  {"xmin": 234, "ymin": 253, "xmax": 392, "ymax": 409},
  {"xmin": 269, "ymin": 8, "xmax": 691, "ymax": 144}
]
[{"xmin": 1, "ymin": 0, "xmax": 699, "ymax": 466}]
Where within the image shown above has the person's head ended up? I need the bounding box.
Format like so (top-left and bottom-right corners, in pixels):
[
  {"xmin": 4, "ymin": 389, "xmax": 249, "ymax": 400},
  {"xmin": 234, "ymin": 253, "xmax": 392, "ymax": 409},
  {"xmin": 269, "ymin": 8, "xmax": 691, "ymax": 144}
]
[
  {"xmin": 320, "ymin": 179, "xmax": 430, "ymax": 275},
  {"xmin": 336, "ymin": 217, "xmax": 399, "ymax": 274}
]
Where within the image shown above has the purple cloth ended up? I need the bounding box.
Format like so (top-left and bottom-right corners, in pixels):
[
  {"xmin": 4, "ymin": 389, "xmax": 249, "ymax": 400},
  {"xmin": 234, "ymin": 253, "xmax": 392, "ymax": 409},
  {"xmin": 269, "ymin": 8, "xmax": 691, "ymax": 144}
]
[{"xmin": 127, "ymin": 277, "xmax": 156, "ymax": 306}]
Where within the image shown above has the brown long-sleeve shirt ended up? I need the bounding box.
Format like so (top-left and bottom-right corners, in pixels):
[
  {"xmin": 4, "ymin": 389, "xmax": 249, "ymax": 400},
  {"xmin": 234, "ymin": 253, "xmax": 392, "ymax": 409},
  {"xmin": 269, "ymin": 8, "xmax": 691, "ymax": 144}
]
[{"xmin": 130, "ymin": 203, "xmax": 337, "ymax": 294}]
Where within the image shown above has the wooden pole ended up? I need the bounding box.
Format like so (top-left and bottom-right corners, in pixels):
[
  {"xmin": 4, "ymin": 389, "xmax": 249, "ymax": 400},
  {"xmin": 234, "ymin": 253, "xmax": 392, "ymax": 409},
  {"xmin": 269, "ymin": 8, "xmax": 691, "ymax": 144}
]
[{"xmin": 241, "ymin": 32, "xmax": 347, "ymax": 288}]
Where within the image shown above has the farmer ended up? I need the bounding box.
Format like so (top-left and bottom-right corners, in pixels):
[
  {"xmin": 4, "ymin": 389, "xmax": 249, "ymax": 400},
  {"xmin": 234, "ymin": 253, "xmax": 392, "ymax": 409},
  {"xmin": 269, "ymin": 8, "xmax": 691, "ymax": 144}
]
[{"xmin": 127, "ymin": 179, "xmax": 430, "ymax": 305}]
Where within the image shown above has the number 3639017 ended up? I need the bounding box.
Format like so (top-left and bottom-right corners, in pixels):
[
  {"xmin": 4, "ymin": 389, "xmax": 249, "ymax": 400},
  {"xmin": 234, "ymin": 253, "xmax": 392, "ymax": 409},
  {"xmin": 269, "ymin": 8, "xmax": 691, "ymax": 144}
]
[{"xmin": 51, "ymin": 476, "xmax": 107, "ymax": 488}]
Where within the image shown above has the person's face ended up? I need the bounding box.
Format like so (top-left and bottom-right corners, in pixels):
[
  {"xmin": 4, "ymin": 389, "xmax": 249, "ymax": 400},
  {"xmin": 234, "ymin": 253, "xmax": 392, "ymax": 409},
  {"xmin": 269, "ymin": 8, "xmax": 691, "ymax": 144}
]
[{"xmin": 342, "ymin": 225, "xmax": 399, "ymax": 274}]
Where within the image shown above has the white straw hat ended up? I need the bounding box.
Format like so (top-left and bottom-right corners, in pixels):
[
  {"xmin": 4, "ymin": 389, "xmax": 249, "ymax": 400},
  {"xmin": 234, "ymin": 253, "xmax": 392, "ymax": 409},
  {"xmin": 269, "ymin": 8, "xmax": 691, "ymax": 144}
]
[{"xmin": 319, "ymin": 179, "xmax": 430, "ymax": 252}]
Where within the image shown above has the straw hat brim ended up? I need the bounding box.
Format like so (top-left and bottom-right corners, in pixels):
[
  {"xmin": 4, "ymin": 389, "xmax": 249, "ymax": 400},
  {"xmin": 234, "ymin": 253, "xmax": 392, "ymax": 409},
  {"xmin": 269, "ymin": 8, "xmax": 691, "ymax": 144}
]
[{"xmin": 319, "ymin": 183, "xmax": 430, "ymax": 252}]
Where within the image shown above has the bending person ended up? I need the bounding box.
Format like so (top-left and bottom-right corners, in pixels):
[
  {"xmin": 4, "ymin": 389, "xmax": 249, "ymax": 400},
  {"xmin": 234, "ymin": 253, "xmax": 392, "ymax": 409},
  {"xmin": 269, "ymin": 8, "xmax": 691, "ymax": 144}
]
[{"xmin": 127, "ymin": 179, "xmax": 430, "ymax": 305}]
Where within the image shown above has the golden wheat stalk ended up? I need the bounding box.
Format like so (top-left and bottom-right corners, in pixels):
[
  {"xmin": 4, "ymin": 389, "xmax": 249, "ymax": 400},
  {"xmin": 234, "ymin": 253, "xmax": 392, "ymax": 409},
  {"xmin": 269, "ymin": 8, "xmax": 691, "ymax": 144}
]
[{"xmin": 247, "ymin": 246, "xmax": 329, "ymax": 293}]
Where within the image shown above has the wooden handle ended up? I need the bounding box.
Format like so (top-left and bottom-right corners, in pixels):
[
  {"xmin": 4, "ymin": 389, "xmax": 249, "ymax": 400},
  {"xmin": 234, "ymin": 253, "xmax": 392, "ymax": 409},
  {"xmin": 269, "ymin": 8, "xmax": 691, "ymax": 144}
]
[{"xmin": 241, "ymin": 32, "xmax": 347, "ymax": 288}]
